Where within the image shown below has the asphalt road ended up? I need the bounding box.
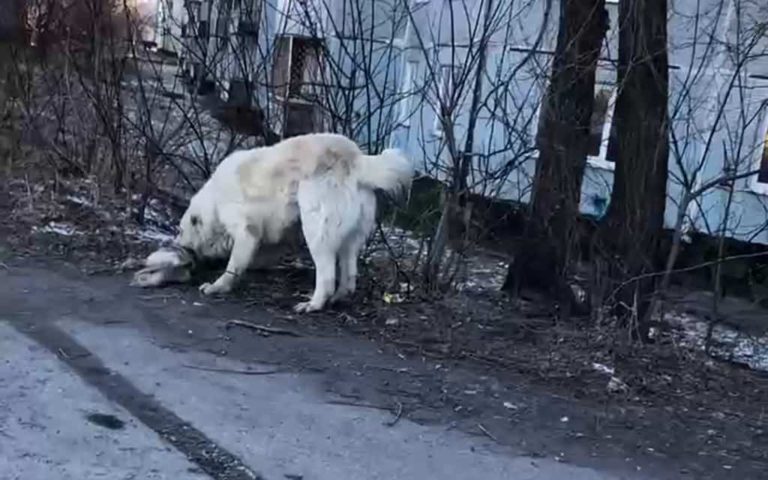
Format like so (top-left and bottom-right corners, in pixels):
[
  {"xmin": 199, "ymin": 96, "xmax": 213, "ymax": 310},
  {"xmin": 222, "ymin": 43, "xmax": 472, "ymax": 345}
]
[{"xmin": 0, "ymin": 261, "xmax": 662, "ymax": 480}]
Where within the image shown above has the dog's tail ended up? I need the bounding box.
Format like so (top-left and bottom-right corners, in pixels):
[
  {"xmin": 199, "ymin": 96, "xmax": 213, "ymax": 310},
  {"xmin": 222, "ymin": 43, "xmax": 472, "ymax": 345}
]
[{"xmin": 354, "ymin": 148, "xmax": 414, "ymax": 195}]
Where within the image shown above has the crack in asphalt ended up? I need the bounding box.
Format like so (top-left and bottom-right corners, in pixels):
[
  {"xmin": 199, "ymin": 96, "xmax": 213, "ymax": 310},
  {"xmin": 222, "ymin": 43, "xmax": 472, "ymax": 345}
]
[{"xmin": 12, "ymin": 320, "xmax": 264, "ymax": 480}]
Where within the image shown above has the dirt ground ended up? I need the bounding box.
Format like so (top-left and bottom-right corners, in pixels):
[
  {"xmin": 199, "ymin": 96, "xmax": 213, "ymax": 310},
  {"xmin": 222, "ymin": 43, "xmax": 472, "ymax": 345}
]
[{"xmin": 1, "ymin": 175, "xmax": 767, "ymax": 479}]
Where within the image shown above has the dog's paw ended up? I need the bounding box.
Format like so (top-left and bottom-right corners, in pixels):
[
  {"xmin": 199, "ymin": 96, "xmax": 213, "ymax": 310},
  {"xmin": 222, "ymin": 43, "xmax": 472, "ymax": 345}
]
[
  {"xmin": 199, "ymin": 282, "xmax": 230, "ymax": 296},
  {"xmin": 293, "ymin": 301, "xmax": 322, "ymax": 313},
  {"xmin": 329, "ymin": 289, "xmax": 353, "ymax": 305}
]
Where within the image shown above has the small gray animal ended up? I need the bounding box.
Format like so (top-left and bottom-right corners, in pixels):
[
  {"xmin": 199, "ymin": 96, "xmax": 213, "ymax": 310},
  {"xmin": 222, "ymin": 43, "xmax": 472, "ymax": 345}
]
[{"xmin": 130, "ymin": 245, "xmax": 196, "ymax": 288}]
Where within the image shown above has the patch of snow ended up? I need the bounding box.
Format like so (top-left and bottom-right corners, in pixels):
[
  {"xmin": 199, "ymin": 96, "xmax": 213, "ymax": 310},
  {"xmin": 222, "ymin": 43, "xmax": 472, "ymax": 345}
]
[
  {"xmin": 125, "ymin": 227, "xmax": 175, "ymax": 243},
  {"xmin": 142, "ymin": 200, "xmax": 173, "ymax": 225},
  {"xmin": 665, "ymin": 311, "xmax": 768, "ymax": 372},
  {"xmin": 607, "ymin": 376, "xmax": 629, "ymax": 394},
  {"xmin": 65, "ymin": 194, "xmax": 93, "ymax": 207},
  {"xmin": 380, "ymin": 226, "xmax": 423, "ymax": 253},
  {"xmin": 33, "ymin": 222, "xmax": 80, "ymax": 236},
  {"xmin": 592, "ymin": 362, "xmax": 615, "ymax": 375},
  {"xmin": 371, "ymin": 226, "xmax": 509, "ymax": 292},
  {"xmin": 138, "ymin": 228, "xmax": 175, "ymax": 242}
]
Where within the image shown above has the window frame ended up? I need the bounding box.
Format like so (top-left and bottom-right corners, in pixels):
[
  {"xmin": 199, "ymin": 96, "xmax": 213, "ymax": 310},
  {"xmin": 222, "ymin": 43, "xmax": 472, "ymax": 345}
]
[
  {"xmin": 276, "ymin": 0, "xmax": 328, "ymax": 34},
  {"xmin": 271, "ymin": 35, "xmax": 324, "ymax": 102},
  {"xmin": 271, "ymin": 35, "xmax": 292, "ymax": 100},
  {"xmin": 391, "ymin": 13, "xmax": 411, "ymax": 48},
  {"xmin": 586, "ymin": 84, "xmax": 618, "ymax": 171},
  {"xmin": 397, "ymin": 59, "xmax": 418, "ymax": 127},
  {"xmin": 749, "ymin": 107, "xmax": 768, "ymax": 195},
  {"xmin": 434, "ymin": 63, "xmax": 455, "ymax": 135}
]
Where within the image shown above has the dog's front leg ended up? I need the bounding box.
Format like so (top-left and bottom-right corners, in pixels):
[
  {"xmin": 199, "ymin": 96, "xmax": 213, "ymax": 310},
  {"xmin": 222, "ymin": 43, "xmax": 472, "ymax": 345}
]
[{"xmin": 200, "ymin": 230, "xmax": 259, "ymax": 296}]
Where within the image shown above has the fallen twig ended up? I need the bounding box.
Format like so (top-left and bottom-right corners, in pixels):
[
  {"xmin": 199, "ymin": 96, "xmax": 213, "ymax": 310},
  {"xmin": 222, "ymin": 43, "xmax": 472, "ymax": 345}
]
[
  {"xmin": 477, "ymin": 424, "xmax": 499, "ymax": 443},
  {"xmin": 384, "ymin": 401, "xmax": 404, "ymax": 427},
  {"xmin": 138, "ymin": 294, "xmax": 182, "ymax": 301},
  {"xmin": 226, "ymin": 319, "xmax": 302, "ymax": 337},
  {"xmin": 182, "ymin": 364, "xmax": 284, "ymax": 375},
  {"xmin": 57, "ymin": 348, "xmax": 90, "ymax": 361},
  {"xmin": 327, "ymin": 399, "xmax": 405, "ymax": 425},
  {"xmin": 326, "ymin": 400, "xmax": 391, "ymax": 411},
  {"xmin": 364, "ymin": 364, "xmax": 411, "ymax": 374},
  {"xmin": 102, "ymin": 319, "xmax": 128, "ymax": 325},
  {"xmin": 85, "ymin": 267, "xmax": 113, "ymax": 276}
]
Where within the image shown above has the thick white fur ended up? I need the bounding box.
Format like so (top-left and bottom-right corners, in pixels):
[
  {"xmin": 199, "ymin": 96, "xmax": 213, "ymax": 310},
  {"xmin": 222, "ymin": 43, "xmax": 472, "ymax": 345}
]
[{"xmin": 176, "ymin": 133, "xmax": 414, "ymax": 312}]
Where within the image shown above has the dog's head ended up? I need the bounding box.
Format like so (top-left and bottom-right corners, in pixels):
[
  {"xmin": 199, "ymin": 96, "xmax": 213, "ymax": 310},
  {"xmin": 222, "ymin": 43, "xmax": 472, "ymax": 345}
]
[{"xmin": 176, "ymin": 190, "xmax": 217, "ymax": 256}]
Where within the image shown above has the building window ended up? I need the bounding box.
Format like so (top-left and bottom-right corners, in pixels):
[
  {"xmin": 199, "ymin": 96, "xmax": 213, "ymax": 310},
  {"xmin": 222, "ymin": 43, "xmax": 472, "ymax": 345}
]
[
  {"xmin": 398, "ymin": 60, "xmax": 418, "ymax": 126},
  {"xmin": 239, "ymin": 0, "xmax": 261, "ymax": 20},
  {"xmin": 272, "ymin": 35, "xmax": 324, "ymax": 100},
  {"xmin": 391, "ymin": 2, "xmax": 410, "ymax": 46},
  {"xmin": 196, "ymin": 20, "xmax": 209, "ymax": 39},
  {"xmin": 751, "ymin": 116, "xmax": 768, "ymax": 195},
  {"xmin": 587, "ymin": 84, "xmax": 617, "ymax": 169},
  {"xmin": 393, "ymin": 17, "xmax": 409, "ymax": 45},
  {"xmin": 185, "ymin": 0, "xmax": 201, "ymax": 21},
  {"xmin": 759, "ymin": 133, "xmax": 768, "ymax": 183},
  {"xmin": 216, "ymin": 12, "xmax": 229, "ymax": 44},
  {"xmin": 434, "ymin": 64, "xmax": 455, "ymax": 134}
]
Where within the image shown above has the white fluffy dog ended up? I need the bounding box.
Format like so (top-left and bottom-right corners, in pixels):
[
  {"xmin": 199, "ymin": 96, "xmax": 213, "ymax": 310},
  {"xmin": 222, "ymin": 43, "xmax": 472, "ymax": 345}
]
[{"xmin": 169, "ymin": 133, "xmax": 413, "ymax": 312}]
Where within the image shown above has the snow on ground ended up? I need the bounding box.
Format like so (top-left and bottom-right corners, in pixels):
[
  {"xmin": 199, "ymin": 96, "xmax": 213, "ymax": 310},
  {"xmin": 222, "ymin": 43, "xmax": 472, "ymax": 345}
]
[
  {"xmin": 370, "ymin": 226, "xmax": 508, "ymax": 292},
  {"xmin": 374, "ymin": 227, "xmax": 768, "ymax": 372},
  {"xmin": 64, "ymin": 194, "xmax": 93, "ymax": 207},
  {"xmin": 127, "ymin": 226, "xmax": 176, "ymax": 243},
  {"xmin": 665, "ymin": 311, "xmax": 768, "ymax": 372},
  {"xmin": 32, "ymin": 222, "xmax": 81, "ymax": 236}
]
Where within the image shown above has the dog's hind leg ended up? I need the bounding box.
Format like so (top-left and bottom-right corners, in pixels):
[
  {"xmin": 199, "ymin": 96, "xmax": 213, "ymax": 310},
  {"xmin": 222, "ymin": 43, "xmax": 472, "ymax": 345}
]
[
  {"xmin": 329, "ymin": 234, "xmax": 364, "ymax": 304},
  {"xmin": 294, "ymin": 178, "xmax": 345, "ymax": 313},
  {"xmin": 330, "ymin": 190, "xmax": 376, "ymax": 304},
  {"xmin": 200, "ymin": 228, "xmax": 260, "ymax": 295},
  {"xmin": 294, "ymin": 242, "xmax": 337, "ymax": 313}
]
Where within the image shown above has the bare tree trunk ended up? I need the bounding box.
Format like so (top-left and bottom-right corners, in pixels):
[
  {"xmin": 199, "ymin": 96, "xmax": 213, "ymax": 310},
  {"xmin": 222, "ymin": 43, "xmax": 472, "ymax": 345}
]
[
  {"xmin": 503, "ymin": 0, "xmax": 607, "ymax": 317},
  {"xmin": 0, "ymin": 0, "xmax": 25, "ymax": 44},
  {"xmin": 0, "ymin": 0, "xmax": 26, "ymax": 175},
  {"xmin": 599, "ymin": 0, "xmax": 669, "ymax": 339}
]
